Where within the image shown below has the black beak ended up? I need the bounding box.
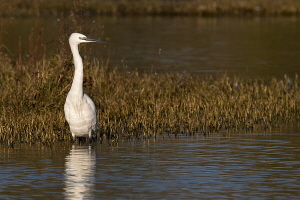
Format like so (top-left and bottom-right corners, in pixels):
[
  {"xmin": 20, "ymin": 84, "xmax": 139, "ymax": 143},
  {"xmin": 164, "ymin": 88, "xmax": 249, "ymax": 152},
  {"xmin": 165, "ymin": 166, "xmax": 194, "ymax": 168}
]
[{"xmin": 84, "ymin": 37, "xmax": 106, "ymax": 43}]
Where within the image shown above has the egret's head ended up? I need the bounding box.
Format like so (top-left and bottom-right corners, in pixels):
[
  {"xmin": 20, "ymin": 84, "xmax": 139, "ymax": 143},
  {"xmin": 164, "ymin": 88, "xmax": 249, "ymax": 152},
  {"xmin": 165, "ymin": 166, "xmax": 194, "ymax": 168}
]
[{"xmin": 69, "ymin": 33, "xmax": 106, "ymax": 46}]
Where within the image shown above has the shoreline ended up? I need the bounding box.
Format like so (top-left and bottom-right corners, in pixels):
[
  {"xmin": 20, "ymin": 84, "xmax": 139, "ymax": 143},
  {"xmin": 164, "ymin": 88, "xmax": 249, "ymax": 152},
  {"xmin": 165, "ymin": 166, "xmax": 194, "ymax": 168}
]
[{"xmin": 1, "ymin": 0, "xmax": 300, "ymax": 18}]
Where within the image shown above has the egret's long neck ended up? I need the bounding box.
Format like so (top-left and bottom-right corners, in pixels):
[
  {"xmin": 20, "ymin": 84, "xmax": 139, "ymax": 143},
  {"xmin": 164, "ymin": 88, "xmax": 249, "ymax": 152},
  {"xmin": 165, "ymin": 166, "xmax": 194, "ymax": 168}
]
[{"xmin": 70, "ymin": 44, "xmax": 83, "ymax": 97}]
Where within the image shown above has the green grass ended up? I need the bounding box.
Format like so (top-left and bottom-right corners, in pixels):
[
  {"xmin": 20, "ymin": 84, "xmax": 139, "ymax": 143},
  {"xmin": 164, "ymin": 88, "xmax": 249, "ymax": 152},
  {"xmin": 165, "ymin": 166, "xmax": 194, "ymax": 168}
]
[
  {"xmin": 1, "ymin": 0, "xmax": 300, "ymax": 17},
  {"xmin": 0, "ymin": 50, "xmax": 300, "ymax": 145}
]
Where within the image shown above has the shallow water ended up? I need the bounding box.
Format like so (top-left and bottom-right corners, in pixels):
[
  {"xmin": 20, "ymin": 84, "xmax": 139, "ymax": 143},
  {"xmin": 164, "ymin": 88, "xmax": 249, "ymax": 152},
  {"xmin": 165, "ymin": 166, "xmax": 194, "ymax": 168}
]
[
  {"xmin": 1, "ymin": 130, "xmax": 300, "ymax": 199},
  {"xmin": 2, "ymin": 16, "xmax": 300, "ymax": 77}
]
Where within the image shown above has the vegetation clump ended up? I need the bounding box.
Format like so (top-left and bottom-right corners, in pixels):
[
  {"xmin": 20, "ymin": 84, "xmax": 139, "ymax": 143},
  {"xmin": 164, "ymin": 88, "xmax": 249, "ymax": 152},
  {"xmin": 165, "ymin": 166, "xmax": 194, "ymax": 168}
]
[
  {"xmin": 0, "ymin": 51, "xmax": 299, "ymax": 145},
  {"xmin": 1, "ymin": 0, "xmax": 300, "ymax": 17}
]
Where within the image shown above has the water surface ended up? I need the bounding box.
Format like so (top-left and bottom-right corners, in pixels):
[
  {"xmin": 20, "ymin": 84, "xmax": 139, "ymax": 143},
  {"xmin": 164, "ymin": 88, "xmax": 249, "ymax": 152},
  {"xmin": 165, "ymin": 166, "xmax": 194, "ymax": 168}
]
[
  {"xmin": 2, "ymin": 16, "xmax": 300, "ymax": 77},
  {"xmin": 1, "ymin": 131, "xmax": 300, "ymax": 199},
  {"xmin": 1, "ymin": 16, "xmax": 300, "ymax": 199}
]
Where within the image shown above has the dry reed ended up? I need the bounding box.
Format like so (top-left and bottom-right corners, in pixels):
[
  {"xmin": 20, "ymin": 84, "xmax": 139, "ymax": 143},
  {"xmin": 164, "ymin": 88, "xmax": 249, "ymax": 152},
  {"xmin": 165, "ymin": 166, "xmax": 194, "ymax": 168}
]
[{"xmin": 0, "ymin": 51, "xmax": 299, "ymax": 145}]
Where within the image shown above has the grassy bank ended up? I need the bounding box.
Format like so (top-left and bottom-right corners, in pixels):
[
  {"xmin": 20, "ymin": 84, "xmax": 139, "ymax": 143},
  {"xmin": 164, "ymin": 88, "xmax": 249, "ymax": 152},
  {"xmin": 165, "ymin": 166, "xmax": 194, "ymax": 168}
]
[
  {"xmin": 1, "ymin": 0, "xmax": 300, "ymax": 17},
  {"xmin": 0, "ymin": 51, "xmax": 300, "ymax": 145}
]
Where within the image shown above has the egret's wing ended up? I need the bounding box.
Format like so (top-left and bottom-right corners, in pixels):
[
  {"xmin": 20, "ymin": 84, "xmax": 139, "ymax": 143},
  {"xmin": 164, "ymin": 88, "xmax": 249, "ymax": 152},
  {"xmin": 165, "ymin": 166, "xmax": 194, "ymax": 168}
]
[
  {"xmin": 82, "ymin": 94, "xmax": 98, "ymax": 131},
  {"xmin": 83, "ymin": 94, "xmax": 96, "ymax": 112},
  {"xmin": 64, "ymin": 101, "xmax": 71, "ymax": 123}
]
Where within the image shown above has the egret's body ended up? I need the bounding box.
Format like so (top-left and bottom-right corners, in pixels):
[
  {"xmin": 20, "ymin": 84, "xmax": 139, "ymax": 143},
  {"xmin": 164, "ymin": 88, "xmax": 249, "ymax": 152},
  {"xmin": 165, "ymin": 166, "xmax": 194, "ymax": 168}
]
[{"xmin": 64, "ymin": 33, "xmax": 105, "ymax": 140}]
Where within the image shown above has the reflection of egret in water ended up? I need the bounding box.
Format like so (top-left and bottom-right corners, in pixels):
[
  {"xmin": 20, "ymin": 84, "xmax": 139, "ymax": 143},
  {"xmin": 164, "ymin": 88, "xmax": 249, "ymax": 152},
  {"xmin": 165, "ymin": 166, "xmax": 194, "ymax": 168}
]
[{"xmin": 64, "ymin": 145, "xmax": 96, "ymax": 200}]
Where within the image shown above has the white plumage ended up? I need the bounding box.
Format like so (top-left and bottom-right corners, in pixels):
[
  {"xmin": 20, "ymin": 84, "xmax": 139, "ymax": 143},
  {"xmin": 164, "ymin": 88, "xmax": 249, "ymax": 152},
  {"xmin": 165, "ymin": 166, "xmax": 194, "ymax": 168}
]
[{"xmin": 64, "ymin": 33, "xmax": 105, "ymax": 140}]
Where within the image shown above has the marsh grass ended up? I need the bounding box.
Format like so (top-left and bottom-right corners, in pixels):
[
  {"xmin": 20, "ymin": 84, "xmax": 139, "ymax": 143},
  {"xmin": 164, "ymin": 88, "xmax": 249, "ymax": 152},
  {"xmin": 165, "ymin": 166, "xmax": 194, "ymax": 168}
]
[
  {"xmin": 1, "ymin": 0, "xmax": 300, "ymax": 17},
  {"xmin": 1, "ymin": 50, "xmax": 300, "ymax": 145},
  {"xmin": 2, "ymin": 1, "xmax": 300, "ymax": 146}
]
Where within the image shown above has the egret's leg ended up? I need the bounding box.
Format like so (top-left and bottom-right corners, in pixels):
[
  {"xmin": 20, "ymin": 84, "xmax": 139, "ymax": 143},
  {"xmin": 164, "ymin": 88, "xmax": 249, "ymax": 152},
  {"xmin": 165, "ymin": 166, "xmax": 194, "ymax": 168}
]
[
  {"xmin": 88, "ymin": 129, "xmax": 92, "ymax": 140},
  {"xmin": 71, "ymin": 132, "xmax": 76, "ymax": 141}
]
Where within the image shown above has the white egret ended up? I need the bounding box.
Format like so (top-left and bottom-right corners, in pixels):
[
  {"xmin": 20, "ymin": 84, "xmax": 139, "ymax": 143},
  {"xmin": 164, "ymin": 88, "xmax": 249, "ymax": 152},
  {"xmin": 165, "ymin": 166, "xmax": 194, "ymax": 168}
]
[{"xmin": 64, "ymin": 33, "xmax": 106, "ymax": 140}]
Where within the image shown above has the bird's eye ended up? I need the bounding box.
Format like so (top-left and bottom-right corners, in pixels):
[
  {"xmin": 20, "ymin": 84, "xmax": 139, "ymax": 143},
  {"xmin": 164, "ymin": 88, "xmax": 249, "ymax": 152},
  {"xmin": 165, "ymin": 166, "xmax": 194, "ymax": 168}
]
[{"xmin": 79, "ymin": 37, "xmax": 86, "ymax": 40}]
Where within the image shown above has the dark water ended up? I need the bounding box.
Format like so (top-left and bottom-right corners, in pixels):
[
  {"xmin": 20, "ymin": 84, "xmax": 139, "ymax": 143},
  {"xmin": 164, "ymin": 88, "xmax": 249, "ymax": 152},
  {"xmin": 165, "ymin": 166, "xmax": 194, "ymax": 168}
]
[
  {"xmin": 1, "ymin": 130, "xmax": 300, "ymax": 199},
  {"xmin": 1, "ymin": 16, "xmax": 300, "ymax": 77}
]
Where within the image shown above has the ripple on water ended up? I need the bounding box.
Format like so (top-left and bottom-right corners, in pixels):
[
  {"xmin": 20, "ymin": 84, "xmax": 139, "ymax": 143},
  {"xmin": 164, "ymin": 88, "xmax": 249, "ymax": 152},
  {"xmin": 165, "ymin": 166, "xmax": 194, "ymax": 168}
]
[{"xmin": 0, "ymin": 132, "xmax": 300, "ymax": 199}]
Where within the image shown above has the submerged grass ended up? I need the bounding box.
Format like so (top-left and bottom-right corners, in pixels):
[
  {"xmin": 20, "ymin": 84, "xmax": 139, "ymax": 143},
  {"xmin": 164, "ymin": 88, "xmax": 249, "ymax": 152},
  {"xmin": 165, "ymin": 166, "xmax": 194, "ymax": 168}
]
[
  {"xmin": 0, "ymin": 51, "xmax": 300, "ymax": 145},
  {"xmin": 1, "ymin": 0, "xmax": 300, "ymax": 17}
]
